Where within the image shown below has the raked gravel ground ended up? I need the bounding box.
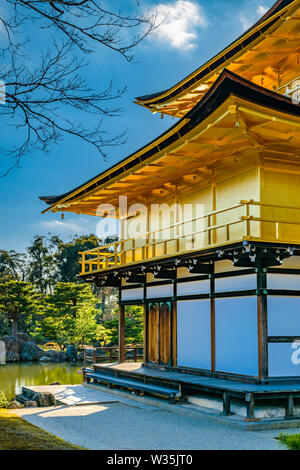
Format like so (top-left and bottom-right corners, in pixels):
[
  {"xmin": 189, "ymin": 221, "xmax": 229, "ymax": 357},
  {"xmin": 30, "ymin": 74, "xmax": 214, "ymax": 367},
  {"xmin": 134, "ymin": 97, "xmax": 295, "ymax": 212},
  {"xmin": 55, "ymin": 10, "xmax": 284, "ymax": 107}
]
[{"xmin": 14, "ymin": 400, "xmax": 298, "ymax": 450}]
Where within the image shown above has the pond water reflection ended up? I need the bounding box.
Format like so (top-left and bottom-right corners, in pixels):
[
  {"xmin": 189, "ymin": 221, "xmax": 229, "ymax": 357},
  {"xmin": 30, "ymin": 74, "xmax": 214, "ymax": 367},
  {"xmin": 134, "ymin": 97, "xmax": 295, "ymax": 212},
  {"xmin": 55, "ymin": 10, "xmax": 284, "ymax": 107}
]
[{"xmin": 0, "ymin": 362, "xmax": 83, "ymax": 400}]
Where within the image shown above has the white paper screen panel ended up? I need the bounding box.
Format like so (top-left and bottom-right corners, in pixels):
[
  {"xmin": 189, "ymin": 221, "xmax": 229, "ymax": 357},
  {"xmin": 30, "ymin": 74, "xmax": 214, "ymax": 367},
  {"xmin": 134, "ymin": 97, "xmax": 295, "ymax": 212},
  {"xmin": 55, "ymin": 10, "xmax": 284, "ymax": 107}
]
[
  {"xmin": 146, "ymin": 284, "xmax": 173, "ymax": 299},
  {"xmin": 215, "ymin": 274, "xmax": 257, "ymax": 293},
  {"xmin": 269, "ymin": 343, "xmax": 300, "ymax": 377},
  {"xmin": 215, "ymin": 296, "xmax": 258, "ymax": 376},
  {"xmin": 177, "ymin": 280, "xmax": 210, "ymax": 297},
  {"xmin": 267, "ymin": 274, "xmax": 300, "ymax": 290},
  {"xmin": 268, "ymin": 296, "xmax": 300, "ymax": 336},
  {"xmin": 121, "ymin": 288, "xmax": 143, "ymax": 301},
  {"xmin": 177, "ymin": 300, "xmax": 211, "ymax": 370}
]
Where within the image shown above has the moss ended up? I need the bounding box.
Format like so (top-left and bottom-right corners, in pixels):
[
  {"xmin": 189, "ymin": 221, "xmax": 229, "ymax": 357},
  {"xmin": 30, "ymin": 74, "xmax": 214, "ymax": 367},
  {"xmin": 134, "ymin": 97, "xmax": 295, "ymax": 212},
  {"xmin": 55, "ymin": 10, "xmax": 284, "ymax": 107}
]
[
  {"xmin": 0, "ymin": 392, "xmax": 8, "ymax": 409},
  {"xmin": 278, "ymin": 433, "xmax": 300, "ymax": 450},
  {"xmin": 0, "ymin": 409, "xmax": 86, "ymax": 450}
]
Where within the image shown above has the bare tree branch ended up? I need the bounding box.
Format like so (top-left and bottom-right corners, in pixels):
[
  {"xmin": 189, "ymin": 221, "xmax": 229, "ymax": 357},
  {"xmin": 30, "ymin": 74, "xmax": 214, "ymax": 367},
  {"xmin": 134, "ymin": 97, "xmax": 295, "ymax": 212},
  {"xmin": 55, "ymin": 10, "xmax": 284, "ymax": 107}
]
[
  {"xmin": 0, "ymin": 1, "xmax": 158, "ymax": 175},
  {"xmin": 6, "ymin": 0, "xmax": 157, "ymax": 59}
]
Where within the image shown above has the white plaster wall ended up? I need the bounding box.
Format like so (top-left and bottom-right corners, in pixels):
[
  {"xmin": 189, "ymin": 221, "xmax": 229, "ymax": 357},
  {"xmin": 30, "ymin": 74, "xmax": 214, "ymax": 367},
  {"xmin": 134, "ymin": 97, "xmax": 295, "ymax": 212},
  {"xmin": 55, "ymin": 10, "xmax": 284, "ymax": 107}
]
[
  {"xmin": 121, "ymin": 288, "xmax": 144, "ymax": 301},
  {"xmin": 146, "ymin": 284, "xmax": 173, "ymax": 299},
  {"xmin": 267, "ymin": 273, "xmax": 300, "ymax": 290},
  {"xmin": 215, "ymin": 274, "xmax": 257, "ymax": 293},
  {"xmin": 269, "ymin": 343, "xmax": 300, "ymax": 377},
  {"xmin": 177, "ymin": 300, "xmax": 211, "ymax": 370},
  {"xmin": 215, "ymin": 296, "xmax": 259, "ymax": 376},
  {"xmin": 268, "ymin": 296, "xmax": 300, "ymax": 337},
  {"xmin": 177, "ymin": 279, "xmax": 210, "ymax": 297}
]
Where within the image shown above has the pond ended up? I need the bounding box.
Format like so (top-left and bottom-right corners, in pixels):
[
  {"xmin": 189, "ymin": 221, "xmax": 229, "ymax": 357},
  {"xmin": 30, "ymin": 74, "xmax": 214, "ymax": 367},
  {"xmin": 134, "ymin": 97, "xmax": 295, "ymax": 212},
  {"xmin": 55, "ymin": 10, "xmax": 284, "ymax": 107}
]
[{"xmin": 0, "ymin": 363, "xmax": 83, "ymax": 401}]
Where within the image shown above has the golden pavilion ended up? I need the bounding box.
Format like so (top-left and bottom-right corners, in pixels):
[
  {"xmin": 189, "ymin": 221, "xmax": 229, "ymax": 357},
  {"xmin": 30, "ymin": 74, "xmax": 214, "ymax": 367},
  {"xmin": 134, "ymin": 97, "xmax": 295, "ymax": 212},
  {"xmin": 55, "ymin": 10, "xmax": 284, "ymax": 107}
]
[{"xmin": 41, "ymin": 0, "xmax": 300, "ymax": 420}]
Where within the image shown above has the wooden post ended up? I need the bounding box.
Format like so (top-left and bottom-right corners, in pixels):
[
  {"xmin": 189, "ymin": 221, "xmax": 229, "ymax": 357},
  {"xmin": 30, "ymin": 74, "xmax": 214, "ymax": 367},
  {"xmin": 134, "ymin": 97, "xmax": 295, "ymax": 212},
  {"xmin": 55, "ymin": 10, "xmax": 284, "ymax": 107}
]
[
  {"xmin": 210, "ymin": 263, "xmax": 215, "ymax": 372},
  {"xmin": 81, "ymin": 252, "xmax": 86, "ymax": 275},
  {"xmin": 286, "ymin": 393, "xmax": 294, "ymax": 419},
  {"xmin": 222, "ymin": 392, "xmax": 231, "ymax": 416},
  {"xmin": 245, "ymin": 202, "xmax": 250, "ymax": 237},
  {"xmin": 143, "ymin": 303, "xmax": 148, "ymax": 364},
  {"xmin": 118, "ymin": 305, "xmax": 126, "ymax": 363},
  {"xmin": 245, "ymin": 393, "xmax": 255, "ymax": 420},
  {"xmin": 257, "ymin": 268, "xmax": 268, "ymax": 379}
]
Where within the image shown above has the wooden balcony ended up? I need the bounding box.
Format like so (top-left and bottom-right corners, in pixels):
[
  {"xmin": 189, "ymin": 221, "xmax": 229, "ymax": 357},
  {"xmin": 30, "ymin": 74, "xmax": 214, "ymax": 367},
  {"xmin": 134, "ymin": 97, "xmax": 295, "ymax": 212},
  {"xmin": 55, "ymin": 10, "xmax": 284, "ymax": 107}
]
[
  {"xmin": 83, "ymin": 347, "xmax": 143, "ymax": 367},
  {"xmin": 79, "ymin": 200, "xmax": 300, "ymax": 276}
]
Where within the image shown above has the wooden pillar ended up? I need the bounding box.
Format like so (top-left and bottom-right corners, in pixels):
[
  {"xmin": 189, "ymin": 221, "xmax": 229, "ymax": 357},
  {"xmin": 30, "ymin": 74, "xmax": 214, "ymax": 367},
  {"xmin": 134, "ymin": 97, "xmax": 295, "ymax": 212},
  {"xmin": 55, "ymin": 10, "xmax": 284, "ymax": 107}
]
[
  {"xmin": 118, "ymin": 304, "xmax": 126, "ymax": 363},
  {"xmin": 257, "ymin": 268, "xmax": 268, "ymax": 379},
  {"xmin": 246, "ymin": 393, "xmax": 255, "ymax": 420},
  {"xmin": 222, "ymin": 392, "xmax": 231, "ymax": 416},
  {"xmin": 286, "ymin": 393, "xmax": 294, "ymax": 419},
  {"xmin": 210, "ymin": 262, "xmax": 215, "ymax": 372},
  {"xmin": 143, "ymin": 303, "xmax": 147, "ymax": 364}
]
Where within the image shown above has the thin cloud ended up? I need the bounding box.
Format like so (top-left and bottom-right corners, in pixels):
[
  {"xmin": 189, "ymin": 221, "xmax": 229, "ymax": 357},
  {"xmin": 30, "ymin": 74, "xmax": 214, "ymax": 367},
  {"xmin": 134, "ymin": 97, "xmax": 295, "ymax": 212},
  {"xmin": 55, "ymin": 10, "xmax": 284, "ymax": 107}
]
[
  {"xmin": 35, "ymin": 218, "xmax": 97, "ymax": 235},
  {"xmin": 257, "ymin": 5, "xmax": 268, "ymax": 16},
  {"xmin": 239, "ymin": 3, "xmax": 269, "ymax": 31},
  {"xmin": 149, "ymin": 0, "xmax": 207, "ymax": 50}
]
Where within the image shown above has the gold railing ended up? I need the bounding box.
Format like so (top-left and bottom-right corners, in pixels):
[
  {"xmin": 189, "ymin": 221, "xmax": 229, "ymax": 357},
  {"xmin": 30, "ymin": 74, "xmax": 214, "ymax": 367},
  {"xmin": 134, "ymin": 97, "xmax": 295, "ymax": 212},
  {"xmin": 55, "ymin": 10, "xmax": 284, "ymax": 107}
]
[
  {"xmin": 276, "ymin": 75, "xmax": 300, "ymax": 100},
  {"xmin": 79, "ymin": 200, "xmax": 300, "ymax": 275}
]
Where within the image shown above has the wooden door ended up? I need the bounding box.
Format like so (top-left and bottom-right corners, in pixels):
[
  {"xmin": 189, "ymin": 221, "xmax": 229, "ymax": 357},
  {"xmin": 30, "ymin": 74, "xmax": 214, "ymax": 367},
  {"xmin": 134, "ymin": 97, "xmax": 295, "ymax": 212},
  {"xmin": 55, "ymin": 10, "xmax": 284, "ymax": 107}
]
[
  {"xmin": 159, "ymin": 302, "xmax": 171, "ymax": 365},
  {"xmin": 148, "ymin": 303, "xmax": 159, "ymax": 364},
  {"xmin": 147, "ymin": 302, "xmax": 171, "ymax": 366}
]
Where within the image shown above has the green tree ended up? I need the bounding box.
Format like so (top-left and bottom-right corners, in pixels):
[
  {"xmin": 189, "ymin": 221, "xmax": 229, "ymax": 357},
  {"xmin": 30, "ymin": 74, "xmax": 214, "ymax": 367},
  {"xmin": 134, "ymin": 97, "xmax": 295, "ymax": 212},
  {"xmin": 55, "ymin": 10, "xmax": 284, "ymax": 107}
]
[
  {"xmin": 40, "ymin": 282, "xmax": 99, "ymax": 348},
  {"xmin": 0, "ymin": 250, "xmax": 28, "ymax": 281},
  {"xmin": 0, "ymin": 280, "xmax": 41, "ymax": 336},
  {"xmin": 74, "ymin": 303, "xmax": 98, "ymax": 347},
  {"xmin": 105, "ymin": 306, "xmax": 144, "ymax": 346},
  {"xmin": 51, "ymin": 234, "xmax": 118, "ymax": 283},
  {"xmin": 27, "ymin": 236, "xmax": 57, "ymax": 295}
]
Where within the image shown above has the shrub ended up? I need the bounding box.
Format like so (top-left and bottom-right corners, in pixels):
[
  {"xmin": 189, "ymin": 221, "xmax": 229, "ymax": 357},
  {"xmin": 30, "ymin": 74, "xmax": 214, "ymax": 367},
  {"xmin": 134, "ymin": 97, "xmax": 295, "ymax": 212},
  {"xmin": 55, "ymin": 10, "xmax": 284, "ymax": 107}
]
[
  {"xmin": 278, "ymin": 432, "xmax": 300, "ymax": 450},
  {"xmin": 0, "ymin": 392, "xmax": 8, "ymax": 409}
]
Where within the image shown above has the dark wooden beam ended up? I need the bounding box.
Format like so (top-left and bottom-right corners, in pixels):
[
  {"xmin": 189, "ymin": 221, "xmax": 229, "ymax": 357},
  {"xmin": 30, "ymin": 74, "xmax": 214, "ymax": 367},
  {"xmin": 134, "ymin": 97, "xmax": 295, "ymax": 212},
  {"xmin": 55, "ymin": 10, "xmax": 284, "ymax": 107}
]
[
  {"xmin": 188, "ymin": 263, "xmax": 213, "ymax": 274},
  {"xmin": 153, "ymin": 270, "xmax": 177, "ymax": 280},
  {"xmin": 118, "ymin": 305, "xmax": 125, "ymax": 363},
  {"xmin": 125, "ymin": 275, "xmax": 146, "ymax": 284},
  {"xmin": 96, "ymin": 277, "xmax": 121, "ymax": 288},
  {"xmin": 268, "ymin": 336, "xmax": 300, "ymax": 343},
  {"xmin": 257, "ymin": 268, "xmax": 268, "ymax": 380}
]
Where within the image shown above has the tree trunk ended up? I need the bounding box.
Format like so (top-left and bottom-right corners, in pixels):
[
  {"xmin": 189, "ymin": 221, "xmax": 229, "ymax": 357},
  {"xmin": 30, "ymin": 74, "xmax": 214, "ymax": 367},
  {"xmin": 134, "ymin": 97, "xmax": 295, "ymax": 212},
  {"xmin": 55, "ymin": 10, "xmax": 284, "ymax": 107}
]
[{"xmin": 12, "ymin": 319, "xmax": 18, "ymax": 337}]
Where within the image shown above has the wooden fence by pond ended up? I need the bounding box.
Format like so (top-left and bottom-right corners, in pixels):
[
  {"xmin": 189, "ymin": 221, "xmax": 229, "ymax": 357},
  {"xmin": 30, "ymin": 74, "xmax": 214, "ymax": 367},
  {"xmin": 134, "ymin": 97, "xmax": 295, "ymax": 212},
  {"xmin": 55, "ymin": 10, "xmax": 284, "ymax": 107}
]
[{"xmin": 83, "ymin": 346, "xmax": 143, "ymax": 367}]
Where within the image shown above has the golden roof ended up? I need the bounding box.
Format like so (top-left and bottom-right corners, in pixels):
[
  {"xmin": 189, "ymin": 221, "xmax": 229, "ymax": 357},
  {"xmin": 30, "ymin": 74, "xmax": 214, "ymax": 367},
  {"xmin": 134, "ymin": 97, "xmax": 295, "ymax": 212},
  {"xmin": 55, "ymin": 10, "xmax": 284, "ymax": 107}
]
[
  {"xmin": 41, "ymin": 71, "xmax": 300, "ymax": 217},
  {"xmin": 135, "ymin": 0, "xmax": 300, "ymax": 117}
]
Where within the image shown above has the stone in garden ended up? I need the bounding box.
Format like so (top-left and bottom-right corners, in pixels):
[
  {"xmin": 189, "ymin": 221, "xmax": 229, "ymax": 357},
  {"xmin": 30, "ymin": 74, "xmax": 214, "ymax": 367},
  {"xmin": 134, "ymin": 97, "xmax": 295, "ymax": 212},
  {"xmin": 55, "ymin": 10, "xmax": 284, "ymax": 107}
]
[
  {"xmin": 24, "ymin": 400, "xmax": 38, "ymax": 408},
  {"xmin": 5, "ymin": 351, "xmax": 19, "ymax": 362},
  {"xmin": 57, "ymin": 351, "xmax": 67, "ymax": 362},
  {"xmin": 35, "ymin": 392, "xmax": 56, "ymax": 407},
  {"xmin": 39, "ymin": 356, "xmax": 50, "ymax": 362},
  {"xmin": 66, "ymin": 345, "xmax": 77, "ymax": 361},
  {"xmin": 1, "ymin": 335, "xmax": 25, "ymax": 355},
  {"xmin": 46, "ymin": 349, "xmax": 66, "ymax": 362},
  {"xmin": 0, "ymin": 340, "xmax": 5, "ymax": 365},
  {"xmin": 78, "ymin": 351, "xmax": 85, "ymax": 361},
  {"xmin": 15, "ymin": 332, "xmax": 30, "ymax": 343},
  {"xmin": 7, "ymin": 400, "xmax": 21, "ymax": 409},
  {"xmin": 20, "ymin": 342, "xmax": 44, "ymax": 361}
]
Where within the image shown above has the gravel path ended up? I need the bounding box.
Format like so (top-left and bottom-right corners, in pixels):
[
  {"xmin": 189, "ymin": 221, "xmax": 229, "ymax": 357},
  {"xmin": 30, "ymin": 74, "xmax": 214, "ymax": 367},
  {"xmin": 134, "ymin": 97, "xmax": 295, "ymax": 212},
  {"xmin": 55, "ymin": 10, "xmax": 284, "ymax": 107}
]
[{"xmin": 15, "ymin": 401, "xmax": 296, "ymax": 450}]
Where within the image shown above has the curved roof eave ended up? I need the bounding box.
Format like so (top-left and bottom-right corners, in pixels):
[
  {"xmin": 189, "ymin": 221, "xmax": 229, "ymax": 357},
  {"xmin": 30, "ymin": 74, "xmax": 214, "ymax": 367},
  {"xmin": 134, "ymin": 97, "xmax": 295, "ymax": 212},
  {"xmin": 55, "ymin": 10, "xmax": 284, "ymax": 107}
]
[
  {"xmin": 135, "ymin": 0, "xmax": 297, "ymax": 106},
  {"xmin": 40, "ymin": 69, "xmax": 300, "ymax": 213}
]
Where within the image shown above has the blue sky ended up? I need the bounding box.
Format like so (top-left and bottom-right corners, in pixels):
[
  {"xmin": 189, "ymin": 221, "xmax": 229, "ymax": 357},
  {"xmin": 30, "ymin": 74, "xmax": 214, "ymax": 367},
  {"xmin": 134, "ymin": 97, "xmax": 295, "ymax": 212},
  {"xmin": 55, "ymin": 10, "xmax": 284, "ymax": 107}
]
[{"xmin": 0, "ymin": 0, "xmax": 275, "ymax": 252}]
